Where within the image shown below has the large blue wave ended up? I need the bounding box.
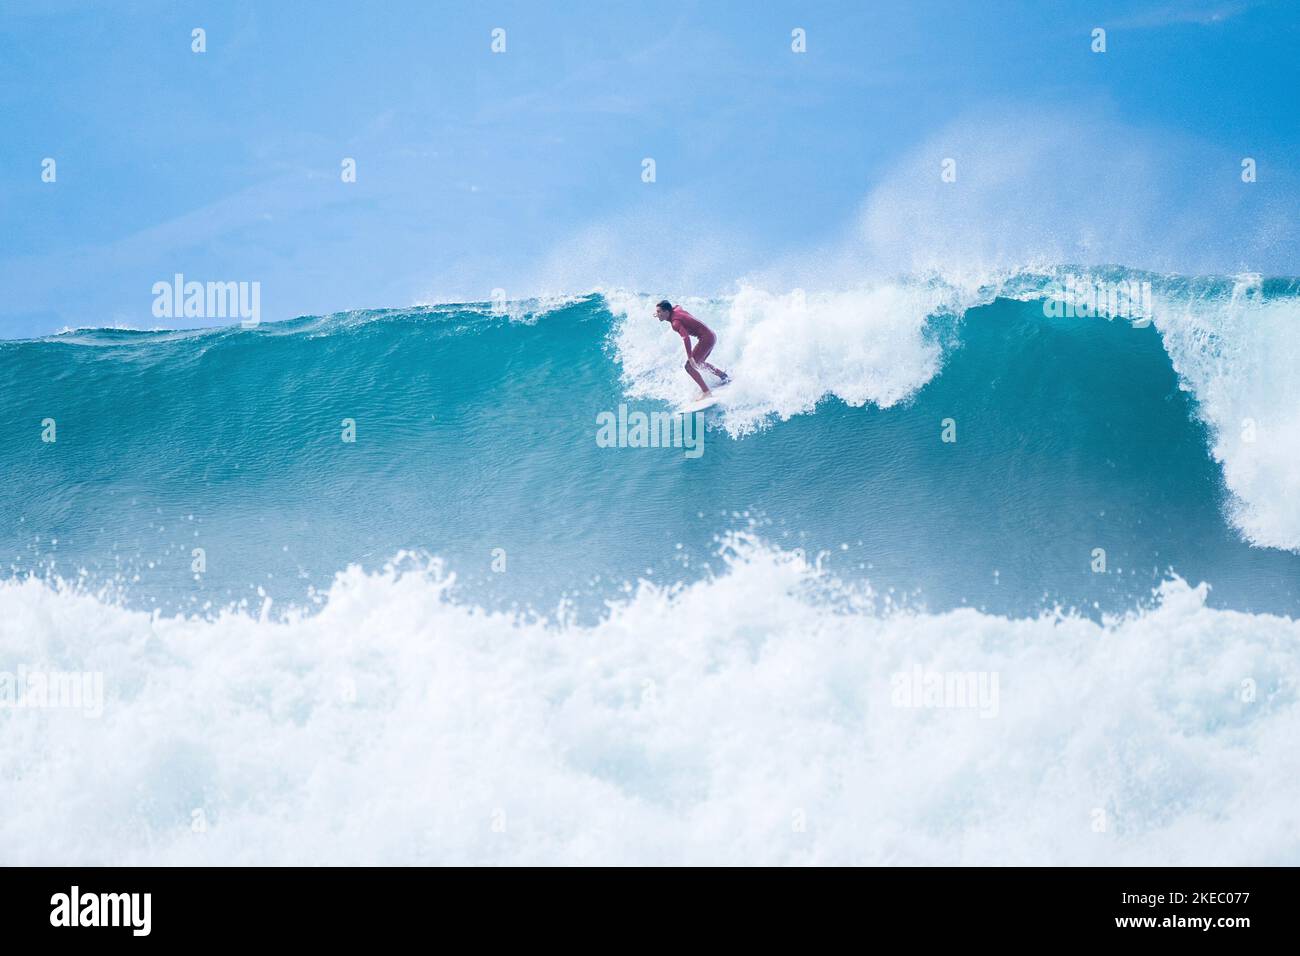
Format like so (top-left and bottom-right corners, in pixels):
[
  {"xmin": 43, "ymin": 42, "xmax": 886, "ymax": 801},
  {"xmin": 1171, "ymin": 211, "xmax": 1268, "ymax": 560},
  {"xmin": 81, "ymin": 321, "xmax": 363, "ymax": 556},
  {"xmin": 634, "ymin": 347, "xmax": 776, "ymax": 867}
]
[
  {"xmin": 2, "ymin": 270, "xmax": 1298, "ymax": 619},
  {"xmin": 4, "ymin": 270, "xmax": 1300, "ymax": 866}
]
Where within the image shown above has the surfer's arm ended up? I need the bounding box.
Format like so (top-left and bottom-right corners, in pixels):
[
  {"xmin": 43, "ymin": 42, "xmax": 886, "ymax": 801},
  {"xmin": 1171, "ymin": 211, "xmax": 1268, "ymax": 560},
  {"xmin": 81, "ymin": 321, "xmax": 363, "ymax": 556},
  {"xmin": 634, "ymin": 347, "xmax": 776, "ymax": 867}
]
[{"xmin": 679, "ymin": 331, "xmax": 695, "ymax": 362}]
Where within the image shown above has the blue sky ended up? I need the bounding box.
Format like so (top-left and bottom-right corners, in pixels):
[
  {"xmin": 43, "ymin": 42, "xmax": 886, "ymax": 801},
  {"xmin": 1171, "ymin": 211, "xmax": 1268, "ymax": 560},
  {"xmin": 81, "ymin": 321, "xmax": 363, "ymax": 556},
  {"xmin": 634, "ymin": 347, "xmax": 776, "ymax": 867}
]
[{"xmin": 1, "ymin": 0, "xmax": 1296, "ymax": 336}]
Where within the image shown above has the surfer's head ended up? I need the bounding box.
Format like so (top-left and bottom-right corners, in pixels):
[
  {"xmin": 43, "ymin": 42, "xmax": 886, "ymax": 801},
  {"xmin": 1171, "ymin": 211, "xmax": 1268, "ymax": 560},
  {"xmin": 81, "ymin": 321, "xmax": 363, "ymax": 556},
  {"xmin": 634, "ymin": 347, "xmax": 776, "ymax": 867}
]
[{"xmin": 655, "ymin": 300, "xmax": 673, "ymax": 320}]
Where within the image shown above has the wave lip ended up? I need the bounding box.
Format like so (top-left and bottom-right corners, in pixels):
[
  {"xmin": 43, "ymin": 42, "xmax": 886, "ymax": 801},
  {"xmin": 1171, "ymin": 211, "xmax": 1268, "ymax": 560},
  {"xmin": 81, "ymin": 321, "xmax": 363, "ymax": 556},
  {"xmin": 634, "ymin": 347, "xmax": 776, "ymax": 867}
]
[
  {"xmin": 1, "ymin": 536, "xmax": 1297, "ymax": 865},
  {"xmin": 1149, "ymin": 276, "xmax": 1300, "ymax": 553}
]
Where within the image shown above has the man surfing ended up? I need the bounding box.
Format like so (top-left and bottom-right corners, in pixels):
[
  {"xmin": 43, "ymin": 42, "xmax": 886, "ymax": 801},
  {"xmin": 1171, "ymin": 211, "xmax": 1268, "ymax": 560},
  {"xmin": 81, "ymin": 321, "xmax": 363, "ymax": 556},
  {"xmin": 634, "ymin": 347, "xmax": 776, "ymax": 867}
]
[{"xmin": 655, "ymin": 300, "xmax": 730, "ymax": 399}]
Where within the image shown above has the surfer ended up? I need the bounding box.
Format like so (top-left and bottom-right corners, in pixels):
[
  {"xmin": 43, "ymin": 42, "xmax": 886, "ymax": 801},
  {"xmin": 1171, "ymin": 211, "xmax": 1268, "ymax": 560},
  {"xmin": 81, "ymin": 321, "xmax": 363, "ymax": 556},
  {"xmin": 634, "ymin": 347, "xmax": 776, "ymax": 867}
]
[{"xmin": 656, "ymin": 300, "xmax": 730, "ymax": 398}]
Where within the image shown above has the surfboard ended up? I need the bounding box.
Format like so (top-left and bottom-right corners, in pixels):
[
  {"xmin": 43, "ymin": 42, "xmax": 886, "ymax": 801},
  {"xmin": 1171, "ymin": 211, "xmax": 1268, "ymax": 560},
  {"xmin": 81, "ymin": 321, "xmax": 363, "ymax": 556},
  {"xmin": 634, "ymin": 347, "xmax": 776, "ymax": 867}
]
[
  {"xmin": 677, "ymin": 381, "xmax": 731, "ymax": 414},
  {"xmin": 678, "ymin": 394, "xmax": 720, "ymax": 414}
]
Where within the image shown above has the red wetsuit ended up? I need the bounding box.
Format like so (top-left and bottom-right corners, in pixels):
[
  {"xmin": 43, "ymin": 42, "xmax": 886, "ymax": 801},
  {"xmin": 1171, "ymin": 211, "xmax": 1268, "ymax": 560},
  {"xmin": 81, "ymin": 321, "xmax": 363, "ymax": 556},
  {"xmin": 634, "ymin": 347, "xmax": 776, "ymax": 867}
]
[
  {"xmin": 670, "ymin": 306, "xmax": 717, "ymax": 363},
  {"xmin": 668, "ymin": 305, "xmax": 728, "ymax": 392}
]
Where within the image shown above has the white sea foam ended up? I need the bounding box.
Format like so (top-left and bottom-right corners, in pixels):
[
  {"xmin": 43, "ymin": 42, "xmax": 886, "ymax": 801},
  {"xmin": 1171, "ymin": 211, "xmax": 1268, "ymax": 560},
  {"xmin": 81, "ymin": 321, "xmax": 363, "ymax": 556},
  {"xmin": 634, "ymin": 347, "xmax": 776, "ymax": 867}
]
[
  {"xmin": 604, "ymin": 282, "xmax": 978, "ymax": 436},
  {"xmin": 1152, "ymin": 277, "xmax": 1300, "ymax": 553},
  {"xmin": 2, "ymin": 536, "xmax": 1296, "ymax": 865}
]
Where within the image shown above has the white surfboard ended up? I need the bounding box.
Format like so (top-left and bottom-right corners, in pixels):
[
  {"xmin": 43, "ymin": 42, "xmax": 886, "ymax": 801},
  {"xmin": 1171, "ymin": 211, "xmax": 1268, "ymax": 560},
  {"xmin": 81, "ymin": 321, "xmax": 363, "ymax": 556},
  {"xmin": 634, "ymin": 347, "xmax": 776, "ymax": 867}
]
[
  {"xmin": 678, "ymin": 394, "xmax": 720, "ymax": 414},
  {"xmin": 677, "ymin": 381, "xmax": 731, "ymax": 414}
]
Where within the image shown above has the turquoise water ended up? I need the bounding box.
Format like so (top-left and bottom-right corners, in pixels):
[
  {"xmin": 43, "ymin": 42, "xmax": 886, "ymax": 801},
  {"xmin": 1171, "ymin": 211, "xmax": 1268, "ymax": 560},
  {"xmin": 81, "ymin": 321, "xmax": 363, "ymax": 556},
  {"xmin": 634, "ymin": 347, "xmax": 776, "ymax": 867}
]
[
  {"xmin": 3, "ymin": 276, "xmax": 1297, "ymax": 619},
  {"xmin": 5, "ymin": 272, "xmax": 1300, "ymax": 866}
]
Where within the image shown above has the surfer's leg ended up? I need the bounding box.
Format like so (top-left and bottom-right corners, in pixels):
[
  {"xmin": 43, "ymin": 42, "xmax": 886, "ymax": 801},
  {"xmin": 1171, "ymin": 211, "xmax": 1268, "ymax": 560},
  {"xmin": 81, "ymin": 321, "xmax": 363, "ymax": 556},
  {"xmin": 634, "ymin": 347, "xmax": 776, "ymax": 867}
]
[
  {"xmin": 702, "ymin": 362, "xmax": 729, "ymax": 383},
  {"xmin": 692, "ymin": 337, "xmax": 729, "ymax": 383},
  {"xmin": 684, "ymin": 360, "xmax": 710, "ymax": 394}
]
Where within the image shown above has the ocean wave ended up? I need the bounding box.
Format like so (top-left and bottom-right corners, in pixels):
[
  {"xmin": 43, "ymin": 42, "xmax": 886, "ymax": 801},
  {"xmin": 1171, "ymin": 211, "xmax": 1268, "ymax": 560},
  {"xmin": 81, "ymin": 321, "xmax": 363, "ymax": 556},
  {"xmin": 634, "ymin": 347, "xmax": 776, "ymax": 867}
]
[
  {"xmin": 1, "ymin": 535, "xmax": 1296, "ymax": 865},
  {"xmin": 2, "ymin": 266, "xmax": 1297, "ymax": 627},
  {"xmin": 603, "ymin": 268, "xmax": 1300, "ymax": 553}
]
